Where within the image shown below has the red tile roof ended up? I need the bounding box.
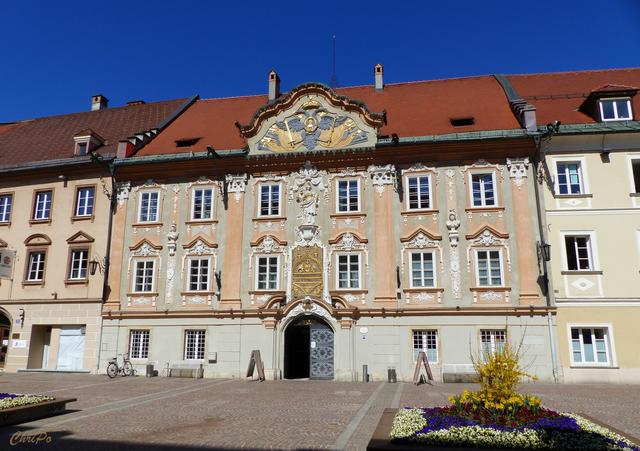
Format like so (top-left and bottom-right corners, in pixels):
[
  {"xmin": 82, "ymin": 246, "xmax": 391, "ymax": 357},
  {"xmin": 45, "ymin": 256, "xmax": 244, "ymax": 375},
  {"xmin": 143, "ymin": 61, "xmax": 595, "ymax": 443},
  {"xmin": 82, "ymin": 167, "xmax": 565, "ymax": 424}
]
[
  {"xmin": 0, "ymin": 98, "xmax": 188, "ymax": 168},
  {"xmin": 507, "ymin": 68, "xmax": 640, "ymax": 125},
  {"xmin": 139, "ymin": 75, "xmax": 522, "ymax": 156}
]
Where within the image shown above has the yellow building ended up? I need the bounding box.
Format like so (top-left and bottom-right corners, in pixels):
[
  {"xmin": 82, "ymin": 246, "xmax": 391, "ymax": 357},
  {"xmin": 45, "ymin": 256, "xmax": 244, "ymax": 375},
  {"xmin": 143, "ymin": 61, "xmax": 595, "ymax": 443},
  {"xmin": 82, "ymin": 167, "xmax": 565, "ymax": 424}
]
[{"xmin": 509, "ymin": 69, "xmax": 640, "ymax": 383}]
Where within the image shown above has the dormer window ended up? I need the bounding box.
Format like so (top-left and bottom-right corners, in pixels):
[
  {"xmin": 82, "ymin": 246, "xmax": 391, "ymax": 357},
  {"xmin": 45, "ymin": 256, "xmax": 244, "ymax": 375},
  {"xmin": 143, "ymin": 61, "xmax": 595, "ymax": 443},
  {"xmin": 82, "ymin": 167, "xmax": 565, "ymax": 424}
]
[
  {"xmin": 73, "ymin": 129, "xmax": 104, "ymax": 156},
  {"xmin": 76, "ymin": 141, "xmax": 89, "ymax": 156},
  {"xmin": 599, "ymin": 98, "xmax": 632, "ymax": 121}
]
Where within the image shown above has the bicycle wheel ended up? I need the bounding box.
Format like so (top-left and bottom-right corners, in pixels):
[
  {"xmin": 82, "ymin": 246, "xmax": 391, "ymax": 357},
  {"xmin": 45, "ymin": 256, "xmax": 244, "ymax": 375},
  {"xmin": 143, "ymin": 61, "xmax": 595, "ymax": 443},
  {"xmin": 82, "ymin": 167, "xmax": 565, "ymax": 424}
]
[
  {"xmin": 123, "ymin": 361, "xmax": 134, "ymax": 377},
  {"xmin": 106, "ymin": 362, "xmax": 118, "ymax": 379}
]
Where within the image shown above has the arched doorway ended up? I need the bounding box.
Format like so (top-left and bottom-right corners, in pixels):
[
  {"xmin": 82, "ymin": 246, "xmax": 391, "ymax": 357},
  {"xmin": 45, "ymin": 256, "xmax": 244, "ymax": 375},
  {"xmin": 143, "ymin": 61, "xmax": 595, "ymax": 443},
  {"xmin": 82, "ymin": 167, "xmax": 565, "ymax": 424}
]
[
  {"xmin": 284, "ymin": 316, "xmax": 334, "ymax": 380},
  {"xmin": 0, "ymin": 309, "xmax": 11, "ymax": 369}
]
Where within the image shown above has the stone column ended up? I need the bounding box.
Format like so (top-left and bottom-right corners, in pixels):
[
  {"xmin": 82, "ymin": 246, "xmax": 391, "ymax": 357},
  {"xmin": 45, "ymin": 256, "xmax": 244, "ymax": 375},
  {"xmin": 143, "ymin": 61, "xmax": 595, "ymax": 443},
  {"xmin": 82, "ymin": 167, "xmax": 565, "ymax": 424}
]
[
  {"xmin": 507, "ymin": 158, "xmax": 542, "ymax": 305},
  {"xmin": 220, "ymin": 174, "xmax": 247, "ymax": 309},
  {"xmin": 368, "ymin": 165, "xmax": 397, "ymax": 308},
  {"xmin": 104, "ymin": 182, "xmax": 130, "ymax": 311}
]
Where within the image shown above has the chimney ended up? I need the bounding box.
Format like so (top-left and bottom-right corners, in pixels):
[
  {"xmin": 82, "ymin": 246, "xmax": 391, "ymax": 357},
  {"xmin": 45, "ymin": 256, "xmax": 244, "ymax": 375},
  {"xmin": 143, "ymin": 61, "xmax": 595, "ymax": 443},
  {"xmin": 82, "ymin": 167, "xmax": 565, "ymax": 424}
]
[
  {"xmin": 91, "ymin": 94, "xmax": 109, "ymax": 111},
  {"xmin": 268, "ymin": 70, "xmax": 280, "ymax": 102},
  {"xmin": 374, "ymin": 64, "xmax": 384, "ymax": 92}
]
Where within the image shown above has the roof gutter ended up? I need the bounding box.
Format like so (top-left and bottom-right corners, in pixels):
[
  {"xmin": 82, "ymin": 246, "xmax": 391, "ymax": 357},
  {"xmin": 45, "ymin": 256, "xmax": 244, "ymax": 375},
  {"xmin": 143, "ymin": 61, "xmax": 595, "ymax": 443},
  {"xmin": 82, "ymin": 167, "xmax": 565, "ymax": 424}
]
[{"xmin": 0, "ymin": 156, "xmax": 100, "ymax": 174}]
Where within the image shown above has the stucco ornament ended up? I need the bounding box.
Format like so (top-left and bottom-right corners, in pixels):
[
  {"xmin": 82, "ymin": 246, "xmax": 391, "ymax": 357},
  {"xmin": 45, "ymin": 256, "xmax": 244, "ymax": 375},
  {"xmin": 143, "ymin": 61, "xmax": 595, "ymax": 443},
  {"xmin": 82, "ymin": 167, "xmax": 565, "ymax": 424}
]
[
  {"xmin": 412, "ymin": 292, "xmax": 434, "ymax": 302},
  {"xmin": 116, "ymin": 181, "xmax": 131, "ymax": 206},
  {"xmin": 411, "ymin": 232, "xmax": 437, "ymax": 249},
  {"xmin": 167, "ymin": 224, "xmax": 179, "ymax": 256},
  {"xmin": 289, "ymin": 161, "xmax": 328, "ymax": 203},
  {"xmin": 283, "ymin": 297, "xmax": 335, "ymax": 324},
  {"xmin": 225, "ymin": 174, "xmax": 247, "ymax": 202},
  {"xmin": 256, "ymin": 236, "xmax": 282, "ymax": 254},
  {"xmin": 368, "ymin": 164, "xmax": 396, "ymax": 195},
  {"xmin": 479, "ymin": 291, "xmax": 502, "ymax": 302},
  {"xmin": 296, "ymin": 182, "xmax": 318, "ymax": 225},
  {"xmin": 190, "ymin": 239, "xmax": 216, "ymax": 256},
  {"xmin": 132, "ymin": 242, "xmax": 160, "ymax": 258},
  {"xmin": 446, "ymin": 209, "xmax": 462, "ymax": 299},
  {"xmin": 166, "ymin": 259, "xmax": 176, "ymax": 304},
  {"xmin": 506, "ymin": 157, "xmax": 529, "ymax": 189}
]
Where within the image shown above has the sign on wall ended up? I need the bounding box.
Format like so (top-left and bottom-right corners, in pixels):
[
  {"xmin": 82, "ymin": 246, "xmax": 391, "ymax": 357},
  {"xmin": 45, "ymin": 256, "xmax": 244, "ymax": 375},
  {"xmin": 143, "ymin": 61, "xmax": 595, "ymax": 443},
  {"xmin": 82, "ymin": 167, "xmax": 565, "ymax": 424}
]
[{"xmin": 0, "ymin": 250, "xmax": 15, "ymax": 280}]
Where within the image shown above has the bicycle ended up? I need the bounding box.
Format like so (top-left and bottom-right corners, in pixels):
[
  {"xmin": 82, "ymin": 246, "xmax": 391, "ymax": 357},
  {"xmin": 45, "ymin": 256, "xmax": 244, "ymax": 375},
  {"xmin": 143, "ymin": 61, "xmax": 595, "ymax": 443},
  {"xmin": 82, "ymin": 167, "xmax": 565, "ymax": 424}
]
[{"xmin": 106, "ymin": 353, "xmax": 134, "ymax": 378}]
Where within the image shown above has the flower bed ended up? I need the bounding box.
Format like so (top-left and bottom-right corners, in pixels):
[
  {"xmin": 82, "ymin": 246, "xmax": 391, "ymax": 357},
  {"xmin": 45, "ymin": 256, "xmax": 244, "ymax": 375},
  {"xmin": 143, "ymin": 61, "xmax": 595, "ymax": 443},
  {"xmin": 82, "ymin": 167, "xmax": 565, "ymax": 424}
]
[
  {"xmin": 390, "ymin": 407, "xmax": 639, "ymax": 450},
  {"xmin": 0, "ymin": 393, "xmax": 55, "ymax": 411}
]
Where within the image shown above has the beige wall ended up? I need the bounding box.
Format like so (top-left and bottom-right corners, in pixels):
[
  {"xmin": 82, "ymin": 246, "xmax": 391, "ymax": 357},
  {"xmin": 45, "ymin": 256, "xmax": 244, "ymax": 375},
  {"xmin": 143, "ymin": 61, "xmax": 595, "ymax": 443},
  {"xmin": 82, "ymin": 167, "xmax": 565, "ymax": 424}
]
[{"xmin": 0, "ymin": 172, "xmax": 110, "ymax": 372}]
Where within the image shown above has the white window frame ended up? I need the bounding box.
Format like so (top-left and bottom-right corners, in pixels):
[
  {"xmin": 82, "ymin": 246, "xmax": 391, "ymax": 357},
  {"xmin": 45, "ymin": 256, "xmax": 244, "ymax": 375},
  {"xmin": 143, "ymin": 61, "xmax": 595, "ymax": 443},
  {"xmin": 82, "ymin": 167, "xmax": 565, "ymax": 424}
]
[
  {"xmin": 599, "ymin": 98, "xmax": 633, "ymax": 122},
  {"xmin": 129, "ymin": 329, "xmax": 150, "ymax": 360},
  {"xmin": 469, "ymin": 172, "xmax": 497, "ymax": 207},
  {"xmin": 412, "ymin": 329, "xmax": 438, "ymax": 363},
  {"xmin": 474, "ymin": 248, "xmax": 504, "ymax": 287},
  {"xmin": 0, "ymin": 193, "xmax": 12, "ymax": 223},
  {"xmin": 258, "ymin": 183, "xmax": 281, "ymax": 217},
  {"xmin": 626, "ymin": 155, "xmax": 640, "ymax": 195},
  {"xmin": 336, "ymin": 179, "xmax": 361, "ymax": 213},
  {"xmin": 138, "ymin": 191, "xmax": 160, "ymax": 223},
  {"xmin": 33, "ymin": 190, "xmax": 52, "ymax": 220},
  {"xmin": 553, "ymin": 157, "xmax": 590, "ymax": 196},
  {"xmin": 75, "ymin": 187, "xmax": 95, "ymax": 217},
  {"xmin": 132, "ymin": 259, "xmax": 156, "ymax": 293},
  {"xmin": 405, "ymin": 174, "xmax": 432, "ymax": 210},
  {"xmin": 567, "ymin": 324, "xmax": 616, "ymax": 367},
  {"xmin": 190, "ymin": 187, "xmax": 214, "ymax": 221},
  {"xmin": 187, "ymin": 256, "xmax": 211, "ymax": 292},
  {"xmin": 255, "ymin": 255, "xmax": 280, "ymax": 291},
  {"xmin": 68, "ymin": 249, "xmax": 89, "ymax": 280},
  {"xmin": 560, "ymin": 231, "xmax": 599, "ymax": 272},
  {"xmin": 27, "ymin": 251, "xmax": 46, "ymax": 282},
  {"xmin": 480, "ymin": 329, "xmax": 506, "ymax": 356},
  {"xmin": 184, "ymin": 329, "xmax": 206, "ymax": 360},
  {"xmin": 409, "ymin": 251, "xmax": 436, "ymax": 288},
  {"xmin": 336, "ymin": 253, "xmax": 361, "ymax": 290}
]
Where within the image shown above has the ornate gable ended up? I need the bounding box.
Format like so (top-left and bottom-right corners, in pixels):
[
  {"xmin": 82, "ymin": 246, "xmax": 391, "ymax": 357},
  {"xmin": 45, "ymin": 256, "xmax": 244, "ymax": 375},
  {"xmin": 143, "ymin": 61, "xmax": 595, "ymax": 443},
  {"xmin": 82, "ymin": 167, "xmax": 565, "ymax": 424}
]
[{"xmin": 237, "ymin": 83, "xmax": 385, "ymax": 155}]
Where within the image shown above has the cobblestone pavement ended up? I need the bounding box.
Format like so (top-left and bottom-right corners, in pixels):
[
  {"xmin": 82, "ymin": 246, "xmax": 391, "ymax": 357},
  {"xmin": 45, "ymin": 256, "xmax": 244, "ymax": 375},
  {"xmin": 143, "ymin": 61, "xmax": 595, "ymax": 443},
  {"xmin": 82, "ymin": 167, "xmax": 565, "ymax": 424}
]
[{"xmin": 0, "ymin": 373, "xmax": 638, "ymax": 450}]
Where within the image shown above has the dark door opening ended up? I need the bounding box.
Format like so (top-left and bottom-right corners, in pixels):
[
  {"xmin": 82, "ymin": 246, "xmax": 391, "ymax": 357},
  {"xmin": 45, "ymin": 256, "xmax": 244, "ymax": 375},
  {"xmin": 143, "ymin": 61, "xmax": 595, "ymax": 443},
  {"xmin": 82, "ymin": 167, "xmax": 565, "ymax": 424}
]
[{"xmin": 284, "ymin": 316, "xmax": 334, "ymax": 380}]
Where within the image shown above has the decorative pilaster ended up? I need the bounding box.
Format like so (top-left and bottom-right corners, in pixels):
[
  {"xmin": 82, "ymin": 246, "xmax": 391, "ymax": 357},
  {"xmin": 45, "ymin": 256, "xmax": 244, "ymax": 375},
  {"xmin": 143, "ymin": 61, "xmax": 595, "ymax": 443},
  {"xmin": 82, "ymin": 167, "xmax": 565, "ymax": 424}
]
[
  {"xmin": 220, "ymin": 174, "xmax": 247, "ymax": 309},
  {"xmin": 506, "ymin": 158, "xmax": 541, "ymax": 305},
  {"xmin": 368, "ymin": 165, "xmax": 397, "ymax": 307},
  {"xmin": 104, "ymin": 182, "xmax": 131, "ymax": 310}
]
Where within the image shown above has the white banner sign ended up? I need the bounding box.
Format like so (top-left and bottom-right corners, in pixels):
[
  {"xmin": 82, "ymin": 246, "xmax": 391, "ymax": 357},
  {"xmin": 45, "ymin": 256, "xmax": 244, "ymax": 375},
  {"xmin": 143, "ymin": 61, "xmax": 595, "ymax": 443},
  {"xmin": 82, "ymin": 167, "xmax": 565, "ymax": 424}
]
[{"xmin": 0, "ymin": 250, "xmax": 16, "ymax": 280}]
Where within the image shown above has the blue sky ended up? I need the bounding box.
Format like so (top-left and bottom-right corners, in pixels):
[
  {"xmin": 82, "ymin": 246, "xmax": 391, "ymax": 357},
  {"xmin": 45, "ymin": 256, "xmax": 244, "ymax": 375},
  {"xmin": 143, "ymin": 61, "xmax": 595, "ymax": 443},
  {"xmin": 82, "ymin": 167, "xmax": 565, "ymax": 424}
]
[{"xmin": 1, "ymin": 0, "xmax": 639, "ymax": 122}]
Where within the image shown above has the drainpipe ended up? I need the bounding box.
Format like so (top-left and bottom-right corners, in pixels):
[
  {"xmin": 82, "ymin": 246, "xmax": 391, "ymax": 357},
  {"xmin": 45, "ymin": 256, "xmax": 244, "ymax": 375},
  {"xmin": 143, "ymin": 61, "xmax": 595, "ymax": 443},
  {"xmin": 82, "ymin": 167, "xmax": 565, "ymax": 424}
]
[{"xmin": 532, "ymin": 129, "xmax": 560, "ymax": 383}]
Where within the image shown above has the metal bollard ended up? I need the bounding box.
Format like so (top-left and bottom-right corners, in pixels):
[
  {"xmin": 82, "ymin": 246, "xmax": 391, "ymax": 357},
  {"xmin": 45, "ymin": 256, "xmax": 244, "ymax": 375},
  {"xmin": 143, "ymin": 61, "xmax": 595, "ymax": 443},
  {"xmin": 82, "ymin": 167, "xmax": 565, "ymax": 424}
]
[{"xmin": 362, "ymin": 364, "xmax": 368, "ymax": 383}]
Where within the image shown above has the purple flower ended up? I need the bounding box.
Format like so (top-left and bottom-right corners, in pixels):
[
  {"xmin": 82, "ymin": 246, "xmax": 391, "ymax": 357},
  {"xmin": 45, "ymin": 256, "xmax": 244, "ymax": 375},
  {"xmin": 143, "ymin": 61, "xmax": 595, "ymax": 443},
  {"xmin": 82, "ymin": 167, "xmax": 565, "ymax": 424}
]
[{"xmin": 0, "ymin": 393, "xmax": 20, "ymax": 400}]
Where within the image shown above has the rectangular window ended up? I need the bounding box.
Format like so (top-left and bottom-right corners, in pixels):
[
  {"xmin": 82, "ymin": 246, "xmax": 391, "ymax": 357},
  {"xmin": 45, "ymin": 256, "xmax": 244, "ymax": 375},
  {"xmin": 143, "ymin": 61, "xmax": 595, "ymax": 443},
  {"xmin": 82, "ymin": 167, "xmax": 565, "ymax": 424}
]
[
  {"xmin": 27, "ymin": 251, "xmax": 46, "ymax": 282},
  {"xmin": 129, "ymin": 330, "xmax": 150, "ymax": 359},
  {"xmin": 184, "ymin": 329, "xmax": 206, "ymax": 360},
  {"xmin": 139, "ymin": 191, "xmax": 159, "ymax": 223},
  {"xmin": 33, "ymin": 190, "xmax": 52, "ymax": 220},
  {"xmin": 76, "ymin": 142, "xmax": 88, "ymax": 156},
  {"xmin": 256, "ymin": 256, "xmax": 279, "ymax": 290},
  {"xmin": 407, "ymin": 175, "xmax": 431, "ymax": 210},
  {"xmin": 75, "ymin": 187, "xmax": 95, "ymax": 217},
  {"xmin": 191, "ymin": 188, "xmax": 213, "ymax": 220},
  {"xmin": 337, "ymin": 180, "xmax": 360, "ymax": 212},
  {"xmin": 631, "ymin": 160, "xmax": 640, "ymax": 194},
  {"xmin": 600, "ymin": 98, "xmax": 632, "ymax": 121},
  {"xmin": 556, "ymin": 162, "xmax": 583, "ymax": 195},
  {"xmin": 0, "ymin": 194, "xmax": 12, "ymax": 223},
  {"xmin": 133, "ymin": 260, "xmax": 155, "ymax": 292},
  {"xmin": 571, "ymin": 327, "xmax": 611, "ymax": 365},
  {"xmin": 337, "ymin": 254, "xmax": 360, "ymax": 289},
  {"xmin": 259, "ymin": 184, "xmax": 280, "ymax": 216},
  {"xmin": 412, "ymin": 330, "xmax": 438, "ymax": 363},
  {"xmin": 564, "ymin": 235, "xmax": 593, "ymax": 271},
  {"xmin": 476, "ymin": 250, "xmax": 503, "ymax": 286},
  {"xmin": 410, "ymin": 252, "xmax": 435, "ymax": 287},
  {"xmin": 188, "ymin": 258, "xmax": 210, "ymax": 291},
  {"xmin": 480, "ymin": 330, "xmax": 506, "ymax": 357},
  {"xmin": 69, "ymin": 249, "xmax": 88, "ymax": 280},
  {"xmin": 471, "ymin": 174, "xmax": 495, "ymax": 207}
]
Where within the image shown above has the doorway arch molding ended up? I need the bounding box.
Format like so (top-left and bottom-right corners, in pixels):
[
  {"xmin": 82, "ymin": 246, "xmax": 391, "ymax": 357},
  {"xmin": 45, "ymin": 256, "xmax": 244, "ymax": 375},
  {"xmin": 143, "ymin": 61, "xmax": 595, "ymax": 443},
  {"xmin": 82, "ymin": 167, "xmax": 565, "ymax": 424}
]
[{"xmin": 280, "ymin": 296, "xmax": 337, "ymax": 331}]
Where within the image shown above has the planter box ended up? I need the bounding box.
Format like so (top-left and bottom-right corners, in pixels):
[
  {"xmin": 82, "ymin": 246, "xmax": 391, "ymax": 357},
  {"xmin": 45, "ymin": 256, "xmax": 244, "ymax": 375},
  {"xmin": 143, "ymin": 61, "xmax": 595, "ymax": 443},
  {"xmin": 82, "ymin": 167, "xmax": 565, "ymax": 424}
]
[
  {"xmin": 367, "ymin": 408, "xmax": 640, "ymax": 451},
  {"xmin": 0, "ymin": 398, "xmax": 77, "ymax": 427}
]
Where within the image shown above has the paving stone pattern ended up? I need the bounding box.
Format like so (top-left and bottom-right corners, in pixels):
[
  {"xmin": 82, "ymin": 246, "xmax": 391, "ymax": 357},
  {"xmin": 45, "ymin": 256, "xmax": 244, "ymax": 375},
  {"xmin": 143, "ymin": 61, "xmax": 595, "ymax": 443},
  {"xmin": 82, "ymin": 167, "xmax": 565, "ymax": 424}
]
[{"xmin": 0, "ymin": 373, "xmax": 638, "ymax": 450}]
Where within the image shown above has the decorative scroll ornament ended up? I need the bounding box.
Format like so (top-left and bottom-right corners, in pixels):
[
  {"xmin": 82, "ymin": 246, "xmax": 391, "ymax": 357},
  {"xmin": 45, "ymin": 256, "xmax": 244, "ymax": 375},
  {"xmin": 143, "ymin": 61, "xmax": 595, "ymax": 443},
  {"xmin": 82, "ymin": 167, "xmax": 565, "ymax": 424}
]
[
  {"xmin": 166, "ymin": 258, "xmax": 176, "ymax": 304},
  {"xmin": 409, "ymin": 232, "xmax": 438, "ymax": 249},
  {"xmin": 131, "ymin": 242, "xmax": 160, "ymax": 258},
  {"xmin": 116, "ymin": 181, "xmax": 131, "ymax": 206},
  {"xmin": 412, "ymin": 292, "xmax": 434, "ymax": 302},
  {"xmin": 255, "ymin": 236, "xmax": 283, "ymax": 254},
  {"xmin": 469, "ymin": 230, "xmax": 505, "ymax": 247},
  {"xmin": 189, "ymin": 239, "xmax": 216, "ymax": 256},
  {"xmin": 479, "ymin": 291, "xmax": 502, "ymax": 301},
  {"xmin": 368, "ymin": 164, "xmax": 396, "ymax": 195},
  {"xmin": 283, "ymin": 297, "xmax": 335, "ymax": 323},
  {"xmin": 289, "ymin": 161, "xmax": 328, "ymax": 203},
  {"xmin": 446, "ymin": 209, "xmax": 462, "ymax": 299},
  {"xmin": 225, "ymin": 174, "xmax": 247, "ymax": 202},
  {"xmin": 506, "ymin": 157, "xmax": 529, "ymax": 189}
]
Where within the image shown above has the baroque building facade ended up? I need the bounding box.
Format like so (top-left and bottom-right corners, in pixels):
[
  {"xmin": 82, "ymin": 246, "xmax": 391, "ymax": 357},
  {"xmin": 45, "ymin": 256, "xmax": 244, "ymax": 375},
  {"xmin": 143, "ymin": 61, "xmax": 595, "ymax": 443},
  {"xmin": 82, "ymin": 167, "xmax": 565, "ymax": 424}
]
[{"xmin": 100, "ymin": 71, "xmax": 557, "ymax": 382}]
